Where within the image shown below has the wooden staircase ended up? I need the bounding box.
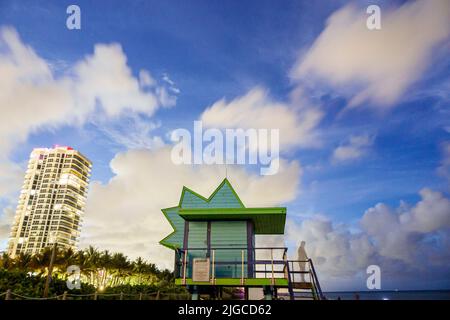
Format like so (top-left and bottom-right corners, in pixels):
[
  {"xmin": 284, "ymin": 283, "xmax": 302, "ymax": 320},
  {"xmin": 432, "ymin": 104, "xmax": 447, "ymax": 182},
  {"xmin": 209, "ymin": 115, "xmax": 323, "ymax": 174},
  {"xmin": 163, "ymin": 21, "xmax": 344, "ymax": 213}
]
[{"xmin": 281, "ymin": 259, "xmax": 324, "ymax": 300}]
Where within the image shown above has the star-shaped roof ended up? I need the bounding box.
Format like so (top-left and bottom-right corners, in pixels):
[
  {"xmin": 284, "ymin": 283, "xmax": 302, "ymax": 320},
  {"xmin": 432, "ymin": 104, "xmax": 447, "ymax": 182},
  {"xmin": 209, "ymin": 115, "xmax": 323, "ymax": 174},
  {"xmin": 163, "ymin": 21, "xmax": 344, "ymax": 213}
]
[
  {"xmin": 160, "ymin": 178, "xmax": 244, "ymax": 249},
  {"xmin": 159, "ymin": 178, "xmax": 286, "ymax": 250}
]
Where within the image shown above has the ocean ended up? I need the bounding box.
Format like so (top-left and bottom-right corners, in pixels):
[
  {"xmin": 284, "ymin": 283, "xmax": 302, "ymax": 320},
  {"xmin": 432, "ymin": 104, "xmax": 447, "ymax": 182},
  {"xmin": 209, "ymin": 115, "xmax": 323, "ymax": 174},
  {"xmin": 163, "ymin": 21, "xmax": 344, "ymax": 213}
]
[{"xmin": 324, "ymin": 290, "xmax": 450, "ymax": 300}]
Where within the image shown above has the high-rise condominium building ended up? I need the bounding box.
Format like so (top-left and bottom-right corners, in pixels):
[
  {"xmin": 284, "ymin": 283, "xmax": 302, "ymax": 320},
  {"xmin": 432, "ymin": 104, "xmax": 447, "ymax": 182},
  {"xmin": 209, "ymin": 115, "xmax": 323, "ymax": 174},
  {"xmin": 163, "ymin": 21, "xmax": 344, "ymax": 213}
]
[{"xmin": 8, "ymin": 146, "xmax": 92, "ymax": 258}]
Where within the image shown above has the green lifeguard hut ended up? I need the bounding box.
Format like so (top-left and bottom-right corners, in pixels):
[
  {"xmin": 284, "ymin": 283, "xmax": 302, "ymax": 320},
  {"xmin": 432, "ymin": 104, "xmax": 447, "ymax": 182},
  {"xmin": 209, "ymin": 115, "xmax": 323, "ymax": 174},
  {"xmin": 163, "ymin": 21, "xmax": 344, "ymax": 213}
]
[{"xmin": 160, "ymin": 178, "xmax": 323, "ymax": 300}]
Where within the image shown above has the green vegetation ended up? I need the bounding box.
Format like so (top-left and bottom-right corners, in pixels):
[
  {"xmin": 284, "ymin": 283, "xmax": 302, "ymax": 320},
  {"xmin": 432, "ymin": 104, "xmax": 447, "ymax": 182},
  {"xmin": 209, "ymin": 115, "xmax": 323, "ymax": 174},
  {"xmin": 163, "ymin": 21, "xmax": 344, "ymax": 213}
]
[
  {"xmin": 0, "ymin": 269, "xmax": 95, "ymax": 298},
  {"xmin": 0, "ymin": 246, "xmax": 187, "ymax": 299}
]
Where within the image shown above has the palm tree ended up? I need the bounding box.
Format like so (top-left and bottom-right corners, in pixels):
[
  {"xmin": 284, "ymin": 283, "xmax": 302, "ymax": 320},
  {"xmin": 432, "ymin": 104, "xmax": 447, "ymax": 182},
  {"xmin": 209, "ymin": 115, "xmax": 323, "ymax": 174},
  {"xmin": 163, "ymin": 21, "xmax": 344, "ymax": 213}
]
[
  {"xmin": 13, "ymin": 252, "xmax": 33, "ymax": 272},
  {"xmin": 85, "ymin": 246, "xmax": 101, "ymax": 266},
  {"xmin": 55, "ymin": 247, "xmax": 78, "ymax": 280},
  {"xmin": 145, "ymin": 262, "xmax": 158, "ymax": 274},
  {"xmin": 0, "ymin": 252, "xmax": 13, "ymax": 270},
  {"xmin": 74, "ymin": 250, "xmax": 91, "ymax": 284},
  {"xmin": 84, "ymin": 246, "xmax": 101, "ymax": 286},
  {"xmin": 159, "ymin": 269, "xmax": 175, "ymax": 283},
  {"xmin": 30, "ymin": 247, "xmax": 54, "ymax": 275},
  {"xmin": 143, "ymin": 262, "xmax": 159, "ymax": 284},
  {"xmin": 111, "ymin": 252, "xmax": 130, "ymax": 286},
  {"xmin": 1, "ymin": 246, "xmax": 178, "ymax": 294},
  {"xmin": 98, "ymin": 250, "xmax": 112, "ymax": 288},
  {"xmin": 133, "ymin": 257, "xmax": 146, "ymax": 285}
]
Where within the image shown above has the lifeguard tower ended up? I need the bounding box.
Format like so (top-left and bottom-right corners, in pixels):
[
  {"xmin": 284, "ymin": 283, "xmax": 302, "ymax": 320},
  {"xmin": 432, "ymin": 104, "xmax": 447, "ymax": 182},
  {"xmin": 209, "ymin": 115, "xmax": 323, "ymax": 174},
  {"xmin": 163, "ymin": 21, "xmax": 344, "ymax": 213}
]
[{"xmin": 160, "ymin": 178, "xmax": 323, "ymax": 300}]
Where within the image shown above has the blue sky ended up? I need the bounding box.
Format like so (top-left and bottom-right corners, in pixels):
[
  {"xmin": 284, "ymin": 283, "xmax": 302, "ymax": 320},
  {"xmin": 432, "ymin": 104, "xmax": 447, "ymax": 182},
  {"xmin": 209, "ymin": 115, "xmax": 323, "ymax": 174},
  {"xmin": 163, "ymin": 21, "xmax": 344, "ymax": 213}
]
[{"xmin": 0, "ymin": 0, "xmax": 449, "ymax": 291}]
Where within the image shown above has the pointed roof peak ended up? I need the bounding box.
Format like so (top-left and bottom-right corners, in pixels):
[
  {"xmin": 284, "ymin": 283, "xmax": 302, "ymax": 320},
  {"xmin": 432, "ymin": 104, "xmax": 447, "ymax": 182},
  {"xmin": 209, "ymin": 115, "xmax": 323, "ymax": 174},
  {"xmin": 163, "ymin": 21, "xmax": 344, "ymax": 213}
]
[
  {"xmin": 178, "ymin": 178, "xmax": 245, "ymax": 208},
  {"xmin": 220, "ymin": 176, "xmax": 232, "ymax": 186}
]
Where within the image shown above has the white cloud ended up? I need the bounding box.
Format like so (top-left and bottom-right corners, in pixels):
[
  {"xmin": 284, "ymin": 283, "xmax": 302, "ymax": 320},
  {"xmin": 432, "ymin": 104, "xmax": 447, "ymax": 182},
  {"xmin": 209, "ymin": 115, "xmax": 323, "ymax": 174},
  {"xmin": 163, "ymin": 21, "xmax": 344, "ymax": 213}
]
[
  {"xmin": 156, "ymin": 86, "xmax": 177, "ymax": 108},
  {"xmin": 361, "ymin": 188, "xmax": 450, "ymax": 262},
  {"xmin": 292, "ymin": 0, "xmax": 450, "ymax": 108},
  {"xmin": 200, "ymin": 87, "xmax": 323, "ymax": 149},
  {"xmin": 332, "ymin": 134, "xmax": 374, "ymax": 163},
  {"xmin": 139, "ymin": 69, "xmax": 156, "ymax": 88},
  {"xmin": 0, "ymin": 161, "xmax": 25, "ymax": 201},
  {"xmin": 286, "ymin": 188, "xmax": 450, "ymax": 289},
  {"xmin": 400, "ymin": 188, "xmax": 450, "ymax": 233},
  {"xmin": 79, "ymin": 147, "xmax": 301, "ymax": 268},
  {"xmin": 0, "ymin": 207, "xmax": 15, "ymax": 246},
  {"xmin": 0, "ymin": 26, "xmax": 176, "ymax": 197},
  {"xmin": 287, "ymin": 218, "xmax": 375, "ymax": 278},
  {"xmin": 71, "ymin": 43, "xmax": 162, "ymax": 118},
  {"xmin": 0, "ymin": 26, "xmax": 174, "ymax": 153}
]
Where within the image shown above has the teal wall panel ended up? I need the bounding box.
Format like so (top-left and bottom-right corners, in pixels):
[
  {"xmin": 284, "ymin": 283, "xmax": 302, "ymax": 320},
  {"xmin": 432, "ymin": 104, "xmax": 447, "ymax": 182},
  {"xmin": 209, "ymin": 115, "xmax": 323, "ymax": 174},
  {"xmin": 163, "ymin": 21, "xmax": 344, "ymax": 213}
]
[
  {"xmin": 187, "ymin": 221, "xmax": 208, "ymax": 277},
  {"xmin": 187, "ymin": 221, "xmax": 208, "ymax": 248},
  {"xmin": 211, "ymin": 221, "xmax": 248, "ymax": 278}
]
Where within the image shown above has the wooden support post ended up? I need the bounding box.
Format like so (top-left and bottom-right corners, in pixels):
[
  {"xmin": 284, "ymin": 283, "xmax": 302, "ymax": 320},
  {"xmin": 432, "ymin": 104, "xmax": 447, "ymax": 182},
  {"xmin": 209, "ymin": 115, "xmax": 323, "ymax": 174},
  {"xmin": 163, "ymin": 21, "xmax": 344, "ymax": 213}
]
[
  {"xmin": 93, "ymin": 292, "xmax": 98, "ymax": 300},
  {"xmin": 283, "ymin": 250, "xmax": 288, "ymax": 279},
  {"xmin": 263, "ymin": 286, "xmax": 273, "ymax": 300},
  {"xmin": 5, "ymin": 289, "xmax": 11, "ymax": 300},
  {"xmin": 191, "ymin": 286, "xmax": 198, "ymax": 300},
  {"xmin": 271, "ymin": 248, "xmax": 275, "ymax": 286},
  {"xmin": 211, "ymin": 250, "xmax": 215, "ymax": 285},
  {"xmin": 156, "ymin": 290, "xmax": 160, "ymax": 300},
  {"xmin": 139, "ymin": 293, "xmax": 143, "ymax": 300},
  {"xmin": 241, "ymin": 250, "xmax": 245, "ymax": 285},
  {"xmin": 120, "ymin": 292, "xmax": 124, "ymax": 300},
  {"xmin": 62, "ymin": 291, "xmax": 67, "ymax": 300},
  {"xmin": 182, "ymin": 250, "xmax": 188, "ymax": 285}
]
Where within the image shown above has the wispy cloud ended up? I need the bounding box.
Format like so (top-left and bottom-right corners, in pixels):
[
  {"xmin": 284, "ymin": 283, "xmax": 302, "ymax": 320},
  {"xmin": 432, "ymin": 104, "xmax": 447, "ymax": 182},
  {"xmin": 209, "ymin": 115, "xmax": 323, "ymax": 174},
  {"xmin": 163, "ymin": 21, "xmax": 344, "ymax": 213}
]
[
  {"xmin": 162, "ymin": 72, "xmax": 181, "ymax": 94},
  {"xmin": 291, "ymin": 0, "xmax": 450, "ymax": 109},
  {"xmin": 95, "ymin": 115, "xmax": 166, "ymax": 150},
  {"xmin": 332, "ymin": 133, "xmax": 375, "ymax": 163}
]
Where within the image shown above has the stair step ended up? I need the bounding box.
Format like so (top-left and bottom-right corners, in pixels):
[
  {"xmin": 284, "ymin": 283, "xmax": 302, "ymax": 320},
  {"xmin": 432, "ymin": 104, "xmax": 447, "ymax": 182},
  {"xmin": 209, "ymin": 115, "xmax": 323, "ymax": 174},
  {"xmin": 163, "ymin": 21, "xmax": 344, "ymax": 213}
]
[
  {"xmin": 292, "ymin": 282, "xmax": 313, "ymax": 289},
  {"xmin": 277, "ymin": 293, "xmax": 315, "ymax": 300}
]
